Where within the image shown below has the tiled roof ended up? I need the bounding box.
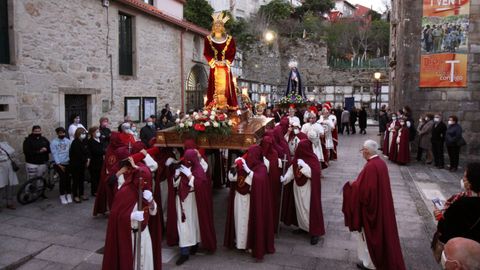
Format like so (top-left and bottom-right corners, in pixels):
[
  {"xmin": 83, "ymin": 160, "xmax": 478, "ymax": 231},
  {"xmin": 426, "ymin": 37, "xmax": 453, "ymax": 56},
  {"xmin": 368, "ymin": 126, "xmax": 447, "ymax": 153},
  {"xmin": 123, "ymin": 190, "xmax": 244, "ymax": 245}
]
[{"xmin": 116, "ymin": 0, "xmax": 210, "ymax": 36}]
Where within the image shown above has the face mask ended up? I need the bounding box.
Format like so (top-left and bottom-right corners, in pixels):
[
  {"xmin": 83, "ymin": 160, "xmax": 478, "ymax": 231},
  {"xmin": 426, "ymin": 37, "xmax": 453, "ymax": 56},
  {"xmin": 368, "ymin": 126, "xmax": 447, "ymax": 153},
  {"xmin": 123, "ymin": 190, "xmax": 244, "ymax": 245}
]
[
  {"xmin": 95, "ymin": 132, "xmax": 101, "ymax": 138},
  {"xmin": 448, "ymin": 121, "xmax": 454, "ymax": 125},
  {"xmin": 460, "ymin": 178, "xmax": 465, "ymax": 190},
  {"xmin": 122, "ymin": 125, "xmax": 131, "ymax": 131},
  {"xmin": 293, "ymin": 129, "xmax": 300, "ymax": 135},
  {"xmin": 58, "ymin": 135, "xmax": 65, "ymax": 139},
  {"xmin": 131, "ymin": 127, "xmax": 137, "ymax": 132},
  {"xmin": 434, "ymin": 117, "xmax": 440, "ymax": 122},
  {"xmin": 392, "ymin": 117, "xmax": 397, "ymax": 121},
  {"xmin": 80, "ymin": 134, "xmax": 86, "ymax": 140},
  {"xmin": 424, "ymin": 117, "xmax": 429, "ymax": 121},
  {"xmin": 147, "ymin": 121, "xmax": 153, "ymax": 126}
]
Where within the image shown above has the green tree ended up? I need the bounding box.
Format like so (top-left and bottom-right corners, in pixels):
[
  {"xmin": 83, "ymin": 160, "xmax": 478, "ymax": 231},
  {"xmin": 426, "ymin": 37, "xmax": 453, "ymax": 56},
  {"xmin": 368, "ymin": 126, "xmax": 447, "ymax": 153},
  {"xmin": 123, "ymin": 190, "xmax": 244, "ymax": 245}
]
[
  {"xmin": 295, "ymin": 0, "xmax": 334, "ymax": 18},
  {"xmin": 369, "ymin": 20, "xmax": 390, "ymax": 56},
  {"xmin": 258, "ymin": 0, "xmax": 293, "ymax": 24},
  {"xmin": 367, "ymin": 10, "xmax": 382, "ymax": 21},
  {"xmin": 184, "ymin": 0, "xmax": 214, "ymax": 29}
]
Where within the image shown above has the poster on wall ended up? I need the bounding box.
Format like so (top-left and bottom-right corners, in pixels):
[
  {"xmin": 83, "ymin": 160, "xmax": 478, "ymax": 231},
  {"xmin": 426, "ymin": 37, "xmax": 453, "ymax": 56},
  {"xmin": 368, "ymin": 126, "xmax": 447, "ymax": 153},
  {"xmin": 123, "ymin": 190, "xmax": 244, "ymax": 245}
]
[
  {"xmin": 125, "ymin": 97, "xmax": 141, "ymax": 122},
  {"xmin": 420, "ymin": 0, "xmax": 470, "ymax": 88},
  {"xmin": 142, "ymin": 97, "xmax": 157, "ymax": 122}
]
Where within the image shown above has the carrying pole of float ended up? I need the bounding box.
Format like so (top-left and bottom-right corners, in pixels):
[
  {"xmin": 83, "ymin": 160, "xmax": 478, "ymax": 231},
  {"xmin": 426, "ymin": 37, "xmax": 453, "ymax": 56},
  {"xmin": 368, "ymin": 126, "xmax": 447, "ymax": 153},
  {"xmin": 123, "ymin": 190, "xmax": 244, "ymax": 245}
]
[
  {"xmin": 277, "ymin": 154, "xmax": 288, "ymax": 236},
  {"xmin": 135, "ymin": 176, "xmax": 143, "ymax": 270}
]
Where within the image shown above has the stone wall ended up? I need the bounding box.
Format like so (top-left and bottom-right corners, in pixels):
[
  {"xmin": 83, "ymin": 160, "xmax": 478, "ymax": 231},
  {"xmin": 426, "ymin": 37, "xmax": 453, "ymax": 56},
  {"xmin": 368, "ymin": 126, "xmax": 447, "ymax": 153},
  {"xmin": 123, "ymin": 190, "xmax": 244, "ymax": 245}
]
[
  {"xmin": 389, "ymin": 0, "xmax": 480, "ymax": 156},
  {"xmin": 241, "ymin": 36, "xmax": 389, "ymax": 104},
  {"xmin": 242, "ymin": 37, "xmax": 388, "ymax": 86},
  {"xmin": 0, "ymin": 0, "xmax": 207, "ymax": 157}
]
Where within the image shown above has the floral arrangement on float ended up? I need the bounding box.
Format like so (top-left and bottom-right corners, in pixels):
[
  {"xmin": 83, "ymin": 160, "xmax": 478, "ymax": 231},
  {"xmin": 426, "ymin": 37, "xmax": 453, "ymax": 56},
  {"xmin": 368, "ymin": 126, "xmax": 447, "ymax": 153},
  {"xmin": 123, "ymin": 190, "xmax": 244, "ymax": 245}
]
[
  {"xmin": 277, "ymin": 93, "xmax": 309, "ymax": 109},
  {"xmin": 175, "ymin": 107, "xmax": 233, "ymax": 137}
]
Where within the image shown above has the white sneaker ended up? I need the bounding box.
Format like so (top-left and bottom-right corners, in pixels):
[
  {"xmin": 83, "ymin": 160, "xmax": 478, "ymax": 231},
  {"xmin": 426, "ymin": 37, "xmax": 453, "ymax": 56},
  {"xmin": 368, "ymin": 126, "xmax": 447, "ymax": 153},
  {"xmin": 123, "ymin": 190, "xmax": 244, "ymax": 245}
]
[
  {"xmin": 60, "ymin": 195, "xmax": 68, "ymax": 205},
  {"xmin": 66, "ymin": 194, "xmax": 73, "ymax": 204}
]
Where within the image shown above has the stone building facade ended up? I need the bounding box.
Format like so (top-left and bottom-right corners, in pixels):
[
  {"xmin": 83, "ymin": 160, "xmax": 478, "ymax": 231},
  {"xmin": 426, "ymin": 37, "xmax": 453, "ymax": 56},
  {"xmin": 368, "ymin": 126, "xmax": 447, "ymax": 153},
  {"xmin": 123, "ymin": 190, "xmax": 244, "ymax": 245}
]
[
  {"xmin": 389, "ymin": 0, "xmax": 480, "ymax": 155},
  {"xmin": 0, "ymin": 0, "xmax": 210, "ymax": 156},
  {"xmin": 241, "ymin": 37, "xmax": 390, "ymax": 110}
]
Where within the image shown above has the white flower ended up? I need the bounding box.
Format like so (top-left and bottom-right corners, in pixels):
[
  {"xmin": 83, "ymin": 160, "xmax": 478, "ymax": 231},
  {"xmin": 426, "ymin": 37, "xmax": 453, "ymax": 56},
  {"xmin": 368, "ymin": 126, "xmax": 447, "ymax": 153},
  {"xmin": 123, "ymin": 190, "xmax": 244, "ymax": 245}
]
[
  {"xmin": 211, "ymin": 111, "xmax": 216, "ymax": 116},
  {"xmin": 185, "ymin": 114, "xmax": 190, "ymax": 119},
  {"xmin": 203, "ymin": 110, "xmax": 208, "ymax": 115},
  {"xmin": 194, "ymin": 115, "xmax": 200, "ymax": 120},
  {"xmin": 236, "ymin": 110, "xmax": 242, "ymax": 115},
  {"xmin": 213, "ymin": 121, "xmax": 219, "ymax": 128},
  {"xmin": 209, "ymin": 115, "xmax": 215, "ymax": 120},
  {"xmin": 186, "ymin": 121, "xmax": 193, "ymax": 127},
  {"xmin": 204, "ymin": 121, "xmax": 211, "ymax": 127},
  {"xmin": 179, "ymin": 123, "xmax": 185, "ymax": 128},
  {"xmin": 228, "ymin": 120, "xmax": 233, "ymax": 126},
  {"xmin": 192, "ymin": 112, "xmax": 198, "ymax": 116},
  {"xmin": 175, "ymin": 118, "xmax": 181, "ymax": 123}
]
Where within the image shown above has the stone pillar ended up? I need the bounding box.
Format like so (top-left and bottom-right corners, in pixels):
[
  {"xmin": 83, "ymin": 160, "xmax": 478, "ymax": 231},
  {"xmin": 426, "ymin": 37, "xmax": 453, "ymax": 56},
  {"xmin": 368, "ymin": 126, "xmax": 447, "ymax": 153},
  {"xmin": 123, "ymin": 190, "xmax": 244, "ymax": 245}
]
[{"xmin": 389, "ymin": 0, "xmax": 480, "ymax": 156}]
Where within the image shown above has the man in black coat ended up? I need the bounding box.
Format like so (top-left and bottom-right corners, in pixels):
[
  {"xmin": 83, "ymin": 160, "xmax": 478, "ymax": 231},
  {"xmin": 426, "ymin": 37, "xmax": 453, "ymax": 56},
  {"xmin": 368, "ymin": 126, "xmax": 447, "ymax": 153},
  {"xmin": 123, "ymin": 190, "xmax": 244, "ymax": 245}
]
[
  {"xmin": 23, "ymin": 125, "xmax": 50, "ymax": 179},
  {"xmin": 349, "ymin": 107, "xmax": 358, "ymax": 134},
  {"xmin": 431, "ymin": 114, "xmax": 447, "ymax": 168},
  {"xmin": 378, "ymin": 109, "xmax": 388, "ymax": 150},
  {"xmin": 335, "ymin": 106, "xmax": 343, "ymax": 133},
  {"xmin": 358, "ymin": 107, "xmax": 367, "ymax": 135},
  {"xmin": 140, "ymin": 117, "xmax": 157, "ymax": 147}
]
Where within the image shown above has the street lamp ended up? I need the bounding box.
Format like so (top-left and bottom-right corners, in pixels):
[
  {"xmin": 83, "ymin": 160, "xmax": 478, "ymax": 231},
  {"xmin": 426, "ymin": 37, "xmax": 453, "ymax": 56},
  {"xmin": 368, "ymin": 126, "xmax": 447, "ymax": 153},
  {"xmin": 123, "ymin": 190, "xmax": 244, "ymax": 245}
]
[
  {"xmin": 264, "ymin": 30, "xmax": 275, "ymax": 43},
  {"xmin": 373, "ymin": 72, "xmax": 382, "ymax": 121}
]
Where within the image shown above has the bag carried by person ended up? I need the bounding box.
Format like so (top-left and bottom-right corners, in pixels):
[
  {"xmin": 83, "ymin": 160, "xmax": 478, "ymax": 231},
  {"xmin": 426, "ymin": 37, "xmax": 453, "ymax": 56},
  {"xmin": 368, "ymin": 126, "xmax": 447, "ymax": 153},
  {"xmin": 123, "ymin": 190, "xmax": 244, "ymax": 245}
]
[
  {"xmin": 0, "ymin": 146, "xmax": 19, "ymax": 172},
  {"xmin": 431, "ymin": 230, "xmax": 444, "ymax": 263},
  {"xmin": 457, "ymin": 136, "xmax": 467, "ymax": 147}
]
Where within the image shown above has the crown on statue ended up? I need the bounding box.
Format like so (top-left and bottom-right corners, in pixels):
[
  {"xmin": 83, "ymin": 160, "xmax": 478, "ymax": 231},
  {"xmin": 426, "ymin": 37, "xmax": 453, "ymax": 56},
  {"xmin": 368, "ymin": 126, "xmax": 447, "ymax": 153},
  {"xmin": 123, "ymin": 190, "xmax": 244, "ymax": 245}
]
[{"xmin": 211, "ymin": 12, "xmax": 229, "ymax": 25}]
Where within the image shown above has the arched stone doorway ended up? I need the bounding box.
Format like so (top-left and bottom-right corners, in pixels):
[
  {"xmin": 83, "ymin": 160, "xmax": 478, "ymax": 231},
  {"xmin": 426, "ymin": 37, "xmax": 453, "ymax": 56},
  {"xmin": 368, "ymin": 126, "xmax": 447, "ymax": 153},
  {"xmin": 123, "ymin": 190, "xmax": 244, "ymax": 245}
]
[{"xmin": 185, "ymin": 64, "xmax": 208, "ymax": 112}]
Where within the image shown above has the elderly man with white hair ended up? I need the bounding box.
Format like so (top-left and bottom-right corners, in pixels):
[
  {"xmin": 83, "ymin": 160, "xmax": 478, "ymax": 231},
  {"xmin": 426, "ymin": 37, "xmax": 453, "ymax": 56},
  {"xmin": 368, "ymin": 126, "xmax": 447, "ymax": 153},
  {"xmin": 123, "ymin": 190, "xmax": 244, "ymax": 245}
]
[
  {"xmin": 442, "ymin": 237, "xmax": 480, "ymax": 270},
  {"xmin": 342, "ymin": 140, "xmax": 406, "ymax": 270}
]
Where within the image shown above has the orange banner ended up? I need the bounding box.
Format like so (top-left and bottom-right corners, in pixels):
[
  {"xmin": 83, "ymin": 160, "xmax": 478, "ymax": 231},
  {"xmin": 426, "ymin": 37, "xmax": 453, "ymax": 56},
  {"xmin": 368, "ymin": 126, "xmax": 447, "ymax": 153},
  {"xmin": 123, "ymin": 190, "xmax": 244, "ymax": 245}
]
[
  {"xmin": 420, "ymin": 54, "xmax": 467, "ymax": 88},
  {"xmin": 420, "ymin": 0, "xmax": 469, "ymax": 88}
]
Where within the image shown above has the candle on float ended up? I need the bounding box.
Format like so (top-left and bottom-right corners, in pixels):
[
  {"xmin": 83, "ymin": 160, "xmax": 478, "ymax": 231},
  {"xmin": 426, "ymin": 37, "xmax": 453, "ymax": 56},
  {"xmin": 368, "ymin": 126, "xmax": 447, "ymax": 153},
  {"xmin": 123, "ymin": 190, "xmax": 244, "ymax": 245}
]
[
  {"xmin": 260, "ymin": 96, "xmax": 266, "ymax": 104},
  {"xmin": 241, "ymin": 87, "xmax": 248, "ymax": 96}
]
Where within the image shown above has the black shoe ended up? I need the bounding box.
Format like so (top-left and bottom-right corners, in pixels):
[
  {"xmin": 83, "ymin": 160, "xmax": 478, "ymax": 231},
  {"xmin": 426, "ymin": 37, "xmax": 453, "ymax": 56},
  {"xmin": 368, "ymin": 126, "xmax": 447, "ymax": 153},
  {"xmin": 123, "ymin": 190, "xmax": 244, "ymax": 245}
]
[
  {"xmin": 176, "ymin": 255, "xmax": 189, "ymax": 265},
  {"xmin": 310, "ymin": 236, "xmax": 319, "ymax": 245},
  {"xmin": 190, "ymin": 244, "xmax": 198, "ymax": 255},
  {"xmin": 356, "ymin": 263, "xmax": 374, "ymax": 270},
  {"xmin": 292, "ymin": 229, "xmax": 306, "ymax": 235},
  {"xmin": 357, "ymin": 263, "xmax": 372, "ymax": 270}
]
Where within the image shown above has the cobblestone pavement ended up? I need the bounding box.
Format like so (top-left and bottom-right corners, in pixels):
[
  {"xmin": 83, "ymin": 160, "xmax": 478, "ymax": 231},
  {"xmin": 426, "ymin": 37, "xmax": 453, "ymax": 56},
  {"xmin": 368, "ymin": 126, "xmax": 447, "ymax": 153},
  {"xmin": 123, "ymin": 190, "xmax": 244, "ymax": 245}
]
[{"xmin": 0, "ymin": 126, "xmax": 450, "ymax": 270}]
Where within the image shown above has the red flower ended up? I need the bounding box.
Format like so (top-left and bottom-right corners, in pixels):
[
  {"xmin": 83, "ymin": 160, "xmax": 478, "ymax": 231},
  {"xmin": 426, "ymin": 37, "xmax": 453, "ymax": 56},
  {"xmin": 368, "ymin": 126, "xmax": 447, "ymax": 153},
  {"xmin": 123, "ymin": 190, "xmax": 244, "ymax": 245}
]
[
  {"xmin": 194, "ymin": 123, "xmax": 206, "ymax": 132},
  {"xmin": 218, "ymin": 114, "xmax": 225, "ymax": 121}
]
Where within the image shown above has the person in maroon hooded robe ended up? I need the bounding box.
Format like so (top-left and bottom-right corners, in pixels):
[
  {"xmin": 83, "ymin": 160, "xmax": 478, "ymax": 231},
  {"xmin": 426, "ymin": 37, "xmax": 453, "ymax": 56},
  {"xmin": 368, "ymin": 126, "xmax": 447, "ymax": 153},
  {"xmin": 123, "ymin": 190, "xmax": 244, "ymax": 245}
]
[
  {"xmin": 272, "ymin": 117, "xmax": 291, "ymax": 162},
  {"xmin": 171, "ymin": 149, "xmax": 216, "ymax": 265},
  {"xmin": 383, "ymin": 114, "xmax": 399, "ymax": 157},
  {"xmin": 93, "ymin": 127, "xmax": 138, "ymax": 216},
  {"xmin": 280, "ymin": 139, "xmax": 325, "ymax": 245},
  {"xmin": 395, "ymin": 119, "xmax": 410, "ymax": 165},
  {"xmin": 342, "ymin": 139, "xmax": 405, "ymax": 270},
  {"xmin": 102, "ymin": 159, "xmax": 161, "ymax": 270},
  {"xmin": 388, "ymin": 124, "xmax": 400, "ymax": 161},
  {"xmin": 224, "ymin": 145, "xmax": 275, "ymax": 261},
  {"xmin": 261, "ymin": 133, "xmax": 282, "ymax": 232}
]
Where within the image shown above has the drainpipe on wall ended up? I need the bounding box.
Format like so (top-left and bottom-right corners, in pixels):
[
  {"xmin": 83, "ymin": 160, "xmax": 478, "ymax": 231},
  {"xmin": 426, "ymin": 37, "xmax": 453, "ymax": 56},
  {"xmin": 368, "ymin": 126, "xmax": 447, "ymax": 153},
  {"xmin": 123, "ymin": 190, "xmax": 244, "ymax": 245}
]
[{"xmin": 180, "ymin": 30, "xmax": 185, "ymax": 112}]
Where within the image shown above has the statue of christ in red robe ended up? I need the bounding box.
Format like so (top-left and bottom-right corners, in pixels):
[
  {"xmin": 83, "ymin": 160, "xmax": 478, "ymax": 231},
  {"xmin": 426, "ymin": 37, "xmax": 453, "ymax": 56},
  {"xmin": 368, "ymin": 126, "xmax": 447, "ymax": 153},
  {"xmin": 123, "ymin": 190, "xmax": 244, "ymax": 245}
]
[{"xmin": 203, "ymin": 12, "xmax": 238, "ymax": 110}]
